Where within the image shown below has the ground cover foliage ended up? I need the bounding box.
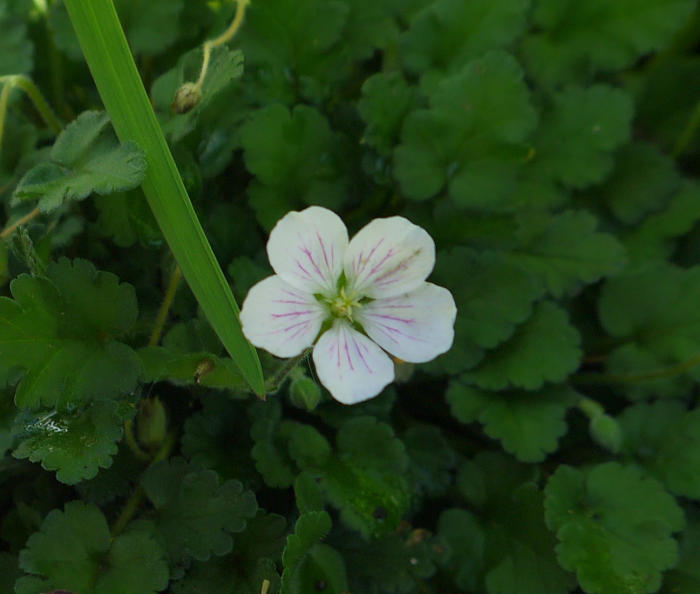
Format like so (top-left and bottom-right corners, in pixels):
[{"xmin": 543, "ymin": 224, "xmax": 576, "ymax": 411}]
[{"xmin": 0, "ymin": 0, "xmax": 699, "ymax": 592}]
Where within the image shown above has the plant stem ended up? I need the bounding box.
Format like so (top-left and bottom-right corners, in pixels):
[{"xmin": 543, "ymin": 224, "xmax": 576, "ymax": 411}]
[
  {"xmin": 572, "ymin": 351, "xmax": 700, "ymax": 385},
  {"xmin": 111, "ymin": 430, "xmax": 177, "ymax": 537},
  {"xmin": 193, "ymin": 0, "xmax": 249, "ymax": 92},
  {"xmin": 149, "ymin": 265, "xmax": 183, "ymax": 346},
  {"xmin": 0, "ymin": 75, "xmax": 62, "ymax": 135},
  {"xmin": 265, "ymin": 347, "xmax": 313, "ymax": 395},
  {"xmin": 0, "ymin": 207, "xmax": 41, "ymax": 239},
  {"xmin": 673, "ymin": 98, "xmax": 700, "ymax": 157},
  {"xmin": 0, "ymin": 81, "xmax": 12, "ymax": 151}
]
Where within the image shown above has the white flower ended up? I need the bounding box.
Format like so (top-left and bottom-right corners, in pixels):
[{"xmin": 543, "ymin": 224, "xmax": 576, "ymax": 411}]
[{"xmin": 240, "ymin": 206, "xmax": 457, "ymax": 404}]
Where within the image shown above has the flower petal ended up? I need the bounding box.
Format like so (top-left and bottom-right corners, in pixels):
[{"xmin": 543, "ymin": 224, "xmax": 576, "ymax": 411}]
[
  {"xmin": 312, "ymin": 320, "xmax": 394, "ymax": 404},
  {"xmin": 344, "ymin": 216, "xmax": 435, "ymax": 298},
  {"xmin": 267, "ymin": 206, "xmax": 348, "ymax": 294},
  {"xmin": 240, "ymin": 276, "xmax": 327, "ymax": 358},
  {"xmin": 355, "ymin": 283, "xmax": 457, "ymax": 363}
]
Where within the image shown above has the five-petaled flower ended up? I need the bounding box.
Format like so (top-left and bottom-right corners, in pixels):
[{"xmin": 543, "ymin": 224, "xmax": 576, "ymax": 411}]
[{"xmin": 240, "ymin": 206, "xmax": 457, "ymax": 404}]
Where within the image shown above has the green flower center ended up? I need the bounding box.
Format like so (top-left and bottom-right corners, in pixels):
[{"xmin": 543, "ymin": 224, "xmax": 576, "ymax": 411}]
[{"xmin": 328, "ymin": 287, "xmax": 361, "ymax": 322}]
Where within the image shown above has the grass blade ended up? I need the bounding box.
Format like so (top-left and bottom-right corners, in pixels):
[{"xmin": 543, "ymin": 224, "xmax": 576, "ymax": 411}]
[{"xmin": 63, "ymin": 0, "xmax": 265, "ymax": 395}]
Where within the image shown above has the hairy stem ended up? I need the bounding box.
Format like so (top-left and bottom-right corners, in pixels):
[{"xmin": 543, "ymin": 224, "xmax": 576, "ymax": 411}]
[
  {"xmin": 265, "ymin": 348, "xmax": 313, "ymax": 395},
  {"xmin": 194, "ymin": 0, "xmax": 250, "ymax": 91},
  {"xmin": 0, "ymin": 207, "xmax": 41, "ymax": 239}
]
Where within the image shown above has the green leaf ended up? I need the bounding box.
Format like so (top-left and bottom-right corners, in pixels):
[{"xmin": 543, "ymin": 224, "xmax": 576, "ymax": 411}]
[
  {"xmin": 358, "ymin": 72, "xmax": 418, "ymax": 156},
  {"xmin": 662, "ymin": 509, "xmax": 700, "ymax": 594},
  {"xmin": 0, "ymin": 258, "xmax": 141, "ymax": 410},
  {"xmin": 435, "ymin": 247, "xmax": 544, "ymax": 350},
  {"xmin": 141, "ymin": 458, "xmax": 258, "ymax": 566},
  {"xmin": 545, "ymin": 463, "xmax": 685, "ymax": 594},
  {"xmin": 506, "ymin": 210, "xmax": 627, "ymax": 296},
  {"xmin": 139, "ymin": 317, "xmax": 247, "ymax": 392},
  {"xmin": 251, "ymin": 413, "xmax": 333, "ymax": 488},
  {"xmin": 295, "ymin": 472, "xmax": 325, "ymax": 514},
  {"xmin": 483, "ymin": 482, "xmax": 576, "ymax": 594},
  {"xmin": 336, "ymin": 416, "xmax": 407, "ymax": 474},
  {"xmin": 340, "ymin": 0, "xmax": 399, "ymax": 60},
  {"xmin": 320, "ymin": 416, "xmax": 410, "ymax": 538},
  {"xmin": 426, "ymin": 246, "xmax": 544, "ymax": 375},
  {"xmin": 619, "ymin": 400, "xmax": 700, "ymax": 499},
  {"xmin": 447, "ymin": 382, "xmax": 577, "ymax": 461},
  {"xmin": 173, "ymin": 557, "xmax": 281, "ymax": 594},
  {"xmin": 399, "ymin": 0, "xmax": 529, "ymax": 78},
  {"xmin": 521, "ymin": 0, "xmax": 696, "ymax": 86},
  {"xmin": 341, "ymin": 530, "xmax": 438, "ymax": 594},
  {"xmin": 235, "ymin": 511, "xmax": 288, "ymax": 569},
  {"xmin": 0, "ymin": 391, "xmax": 16, "ymax": 455},
  {"xmin": 239, "ymin": 0, "xmax": 349, "ymax": 102},
  {"xmin": 13, "ymin": 111, "xmax": 147, "ymax": 213},
  {"xmin": 394, "ymin": 51, "xmax": 537, "ymax": 210},
  {"xmin": 463, "ymin": 301, "xmax": 581, "ymax": 390},
  {"xmin": 74, "ymin": 446, "xmax": 141, "ymax": 505},
  {"xmin": 250, "ymin": 400, "xmax": 300, "ymax": 488},
  {"xmin": 227, "ymin": 256, "xmax": 269, "ymax": 303},
  {"xmin": 403, "ymin": 425, "xmax": 456, "ymax": 498},
  {"xmin": 534, "ymin": 85, "xmax": 633, "ymax": 189},
  {"xmin": 441, "ymin": 453, "xmax": 574, "ymax": 594},
  {"xmin": 598, "ymin": 263, "xmax": 700, "ymax": 398},
  {"xmin": 181, "ymin": 394, "xmax": 258, "ymax": 485},
  {"xmin": 636, "ymin": 55, "xmax": 700, "ymax": 154},
  {"xmin": 240, "ymin": 104, "xmax": 349, "ymax": 229},
  {"xmin": 281, "ymin": 511, "xmax": 348, "ymax": 594},
  {"xmin": 623, "ymin": 181, "xmax": 700, "ymax": 263},
  {"xmin": 597, "ymin": 143, "xmax": 680, "ymax": 225},
  {"xmin": 115, "ymin": 0, "xmax": 184, "ymax": 55},
  {"xmin": 287, "ymin": 423, "xmax": 332, "ymax": 471},
  {"xmin": 0, "ymin": 6, "xmax": 33, "ymax": 75},
  {"xmin": 17, "ymin": 501, "xmax": 168, "ymax": 594},
  {"xmin": 437, "ymin": 508, "xmax": 485, "ymax": 591},
  {"xmin": 0, "ymin": 552, "xmax": 20, "ymax": 594},
  {"xmin": 95, "ymin": 189, "xmax": 161, "ymax": 248},
  {"xmin": 50, "ymin": 0, "xmax": 184, "ymax": 59},
  {"xmin": 12, "ymin": 399, "xmax": 135, "ymax": 485},
  {"xmin": 172, "ymin": 510, "xmax": 285, "ymax": 594}
]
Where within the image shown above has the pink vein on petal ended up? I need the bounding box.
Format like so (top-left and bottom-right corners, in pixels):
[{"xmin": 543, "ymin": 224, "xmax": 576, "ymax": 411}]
[
  {"xmin": 371, "ymin": 313, "xmax": 415, "ymax": 324},
  {"xmin": 317, "ymin": 232, "xmax": 331, "ymax": 269},
  {"xmin": 343, "ymin": 335, "xmax": 354, "ymax": 371},
  {"xmin": 333, "ymin": 338, "xmax": 341, "ymax": 369},
  {"xmin": 295, "ymin": 260, "xmax": 313, "ymax": 280},
  {"xmin": 352, "ymin": 238, "xmax": 385, "ymax": 276},
  {"xmin": 353, "ymin": 336, "xmax": 372, "ymax": 372},
  {"xmin": 298, "ymin": 233, "xmax": 325, "ymax": 282},
  {"xmin": 368, "ymin": 248, "xmax": 395, "ymax": 277},
  {"xmin": 270, "ymin": 310, "xmax": 315, "ymax": 318}
]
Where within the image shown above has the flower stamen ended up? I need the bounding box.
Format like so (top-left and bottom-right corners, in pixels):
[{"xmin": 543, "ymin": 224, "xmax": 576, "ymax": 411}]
[{"xmin": 328, "ymin": 287, "xmax": 361, "ymax": 322}]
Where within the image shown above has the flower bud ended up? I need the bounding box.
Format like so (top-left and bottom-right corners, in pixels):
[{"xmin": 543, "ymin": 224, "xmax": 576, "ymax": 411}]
[
  {"xmin": 590, "ymin": 414, "xmax": 622, "ymax": 453},
  {"xmin": 136, "ymin": 397, "xmax": 168, "ymax": 449},
  {"xmin": 290, "ymin": 376, "xmax": 321, "ymax": 411},
  {"xmin": 172, "ymin": 82, "xmax": 202, "ymax": 114}
]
